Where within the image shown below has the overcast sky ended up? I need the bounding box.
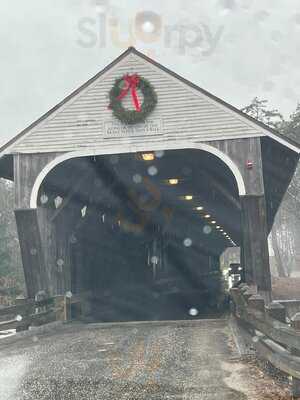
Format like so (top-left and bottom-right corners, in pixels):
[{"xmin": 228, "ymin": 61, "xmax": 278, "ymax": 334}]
[{"xmin": 1, "ymin": 0, "xmax": 300, "ymax": 146}]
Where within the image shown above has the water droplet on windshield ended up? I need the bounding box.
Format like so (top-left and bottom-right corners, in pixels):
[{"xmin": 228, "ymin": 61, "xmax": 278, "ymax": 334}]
[
  {"xmin": 133, "ymin": 174, "xmax": 142, "ymax": 183},
  {"xmin": 203, "ymin": 225, "xmax": 212, "ymax": 235},
  {"xmin": 148, "ymin": 166, "xmax": 158, "ymax": 176},
  {"xmin": 188, "ymin": 308, "xmax": 199, "ymax": 317},
  {"xmin": 183, "ymin": 238, "xmax": 192, "ymax": 247}
]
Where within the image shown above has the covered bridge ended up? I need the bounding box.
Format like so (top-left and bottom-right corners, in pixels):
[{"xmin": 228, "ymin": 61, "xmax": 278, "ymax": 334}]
[{"xmin": 0, "ymin": 47, "xmax": 299, "ymax": 321}]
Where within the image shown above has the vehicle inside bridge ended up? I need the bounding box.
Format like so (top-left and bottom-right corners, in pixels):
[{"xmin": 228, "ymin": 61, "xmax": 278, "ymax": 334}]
[{"xmin": 37, "ymin": 149, "xmax": 241, "ymax": 322}]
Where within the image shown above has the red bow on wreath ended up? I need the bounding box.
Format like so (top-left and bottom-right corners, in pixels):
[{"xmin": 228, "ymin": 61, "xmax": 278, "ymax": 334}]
[{"xmin": 110, "ymin": 74, "xmax": 141, "ymax": 112}]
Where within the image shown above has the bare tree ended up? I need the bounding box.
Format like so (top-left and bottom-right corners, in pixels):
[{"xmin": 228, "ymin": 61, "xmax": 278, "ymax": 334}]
[{"xmin": 242, "ymin": 98, "xmax": 300, "ymax": 277}]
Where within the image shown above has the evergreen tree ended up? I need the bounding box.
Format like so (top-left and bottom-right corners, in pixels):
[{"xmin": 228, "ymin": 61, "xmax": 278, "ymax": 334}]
[
  {"xmin": 0, "ymin": 179, "xmax": 24, "ymax": 299},
  {"xmin": 282, "ymin": 103, "xmax": 300, "ymax": 143},
  {"xmin": 241, "ymin": 97, "xmax": 284, "ymax": 129}
]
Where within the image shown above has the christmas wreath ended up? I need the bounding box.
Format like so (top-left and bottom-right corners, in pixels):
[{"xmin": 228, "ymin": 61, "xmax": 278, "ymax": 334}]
[{"xmin": 108, "ymin": 74, "xmax": 157, "ymax": 125}]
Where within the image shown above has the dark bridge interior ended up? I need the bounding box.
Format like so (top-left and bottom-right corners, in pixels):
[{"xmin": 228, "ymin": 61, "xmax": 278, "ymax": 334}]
[{"xmin": 39, "ymin": 149, "xmax": 241, "ymax": 321}]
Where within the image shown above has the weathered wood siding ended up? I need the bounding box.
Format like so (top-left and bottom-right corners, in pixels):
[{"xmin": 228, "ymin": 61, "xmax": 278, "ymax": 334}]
[
  {"xmin": 14, "ymin": 153, "xmax": 59, "ymax": 208},
  {"xmin": 14, "ymin": 209, "xmax": 47, "ymax": 298},
  {"xmin": 208, "ymin": 138, "xmax": 264, "ymax": 196},
  {"xmin": 11, "ymin": 53, "xmax": 263, "ymax": 154},
  {"xmin": 241, "ymin": 195, "xmax": 271, "ymax": 291}
]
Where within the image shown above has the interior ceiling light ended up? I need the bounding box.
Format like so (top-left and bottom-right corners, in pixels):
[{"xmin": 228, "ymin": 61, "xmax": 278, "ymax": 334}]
[
  {"xmin": 216, "ymin": 225, "xmax": 221, "ymax": 229},
  {"xmin": 168, "ymin": 178, "xmax": 179, "ymax": 185},
  {"xmin": 141, "ymin": 153, "xmax": 155, "ymax": 161},
  {"xmin": 196, "ymin": 206, "xmax": 203, "ymax": 211},
  {"xmin": 220, "ymin": 229, "xmax": 224, "ymax": 232},
  {"xmin": 204, "ymin": 214, "xmax": 211, "ymax": 218},
  {"xmin": 184, "ymin": 195, "xmax": 193, "ymax": 200},
  {"xmin": 211, "ymin": 221, "xmax": 216, "ymax": 224}
]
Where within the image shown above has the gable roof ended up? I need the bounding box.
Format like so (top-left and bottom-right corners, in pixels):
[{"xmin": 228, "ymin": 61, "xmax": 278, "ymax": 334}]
[{"xmin": 0, "ymin": 46, "xmax": 299, "ymax": 157}]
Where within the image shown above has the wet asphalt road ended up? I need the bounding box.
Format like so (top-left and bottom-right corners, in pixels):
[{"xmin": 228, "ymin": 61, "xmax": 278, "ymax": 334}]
[{"xmin": 0, "ymin": 319, "xmax": 255, "ymax": 399}]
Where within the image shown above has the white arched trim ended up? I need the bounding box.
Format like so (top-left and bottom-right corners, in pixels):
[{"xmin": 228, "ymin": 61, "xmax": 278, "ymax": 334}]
[{"xmin": 30, "ymin": 141, "xmax": 246, "ymax": 209}]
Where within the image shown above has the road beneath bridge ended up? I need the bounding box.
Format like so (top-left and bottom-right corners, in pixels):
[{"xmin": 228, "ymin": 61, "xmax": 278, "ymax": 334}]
[{"xmin": 0, "ymin": 319, "xmax": 289, "ymax": 399}]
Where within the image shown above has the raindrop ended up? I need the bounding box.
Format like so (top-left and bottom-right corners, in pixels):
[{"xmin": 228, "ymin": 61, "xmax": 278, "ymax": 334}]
[
  {"xmin": 81, "ymin": 206, "xmax": 87, "ymax": 217},
  {"xmin": 30, "ymin": 248, "xmax": 37, "ymax": 256},
  {"xmin": 54, "ymin": 196, "xmax": 63, "ymax": 209},
  {"xmin": 40, "ymin": 194, "xmax": 48, "ymax": 205},
  {"xmin": 142, "ymin": 21, "xmax": 155, "ymax": 33},
  {"xmin": 15, "ymin": 315, "xmax": 23, "ymax": 322},
  {"xmin": 203, "ymin": 225, "xmax": 212, "ymax": 235},
  {"xmin": 183, "ymin": 238, "xmax": 193, "ymax": 247},
  {"xmin": 133, "ymin": 174, "xmax": 142, "ymax": 184},
  {"xmin": 188, "ymin": 308, "xmax": 199, "ymax": 317},
  {"xmin": 148, "ymin": 166, "xmax": 158, "ymax": 176},
  {"xmin": 154, "ymin": 150, "xmax": 164, "ymax": 158},
  {"xmin": 151, "ymin": 256, "xmax": 159, "ymax": 264},
  {"xmin": 57, "ymin": 259, "xmax": 64, "ymax": 267}
]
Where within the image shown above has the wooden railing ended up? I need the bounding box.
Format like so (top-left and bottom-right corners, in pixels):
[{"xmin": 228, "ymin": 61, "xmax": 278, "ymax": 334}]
[
  {"xmin": 230, "ymin": 284, "xmax": 300, "ymax": 398},
  {"xmin": 0, "ymin": 294, "xmax": 79, "ymax": 334}
]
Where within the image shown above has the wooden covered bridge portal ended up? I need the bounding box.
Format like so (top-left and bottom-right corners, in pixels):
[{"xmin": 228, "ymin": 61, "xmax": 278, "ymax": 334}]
[{"xmin": 0, "ymin": 48, "xmax": 299, "ymax": 321}]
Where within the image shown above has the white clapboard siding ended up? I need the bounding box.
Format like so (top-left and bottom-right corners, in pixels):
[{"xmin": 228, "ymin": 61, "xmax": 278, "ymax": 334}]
[{"xmin": 11, "ymin": 51, "xmax": 263, "ymax": 154}]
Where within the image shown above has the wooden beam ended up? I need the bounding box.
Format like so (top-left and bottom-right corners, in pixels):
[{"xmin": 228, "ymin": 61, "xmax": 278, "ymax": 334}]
[
  {"xmin": 14, "ymin": 209, "xmax": 46, "ymax": 298},
  {"xmin": 241, "ymin": 195, "xmax": 271, "ymax": 292}
]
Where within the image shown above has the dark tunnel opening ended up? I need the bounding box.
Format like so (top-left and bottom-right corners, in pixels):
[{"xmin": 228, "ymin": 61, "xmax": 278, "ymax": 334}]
[{"xmin": 38, "ymin": 149, "xmax": 242, "ymax": 322}]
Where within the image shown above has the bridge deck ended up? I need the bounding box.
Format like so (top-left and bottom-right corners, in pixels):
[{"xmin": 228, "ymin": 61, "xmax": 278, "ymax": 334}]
[{"xmin": 0, "ymin": 319, "xmax": 288, "ymax": 399}]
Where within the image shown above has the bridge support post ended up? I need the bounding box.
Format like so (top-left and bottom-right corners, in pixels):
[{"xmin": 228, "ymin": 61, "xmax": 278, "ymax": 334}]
[
  {"xmin": 240, "ymin": 195, "xmax": 271, "ymax": 296},
  {"xmin": 291, "ymin": 313, "xmax": 300, "ymax": 398},
  {"xmin": 14, "ymin": 209, "xmax": 47, "ymax": 298}
]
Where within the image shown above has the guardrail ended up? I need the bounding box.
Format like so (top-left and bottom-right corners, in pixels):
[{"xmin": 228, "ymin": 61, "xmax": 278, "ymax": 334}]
[
  {"xmin": 230, "ymin": 284, "xmax": 300, "ymax": 399},
  {"xmin": 0, "ymin": 294, "xmax": 80, "ymax": 334}
]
